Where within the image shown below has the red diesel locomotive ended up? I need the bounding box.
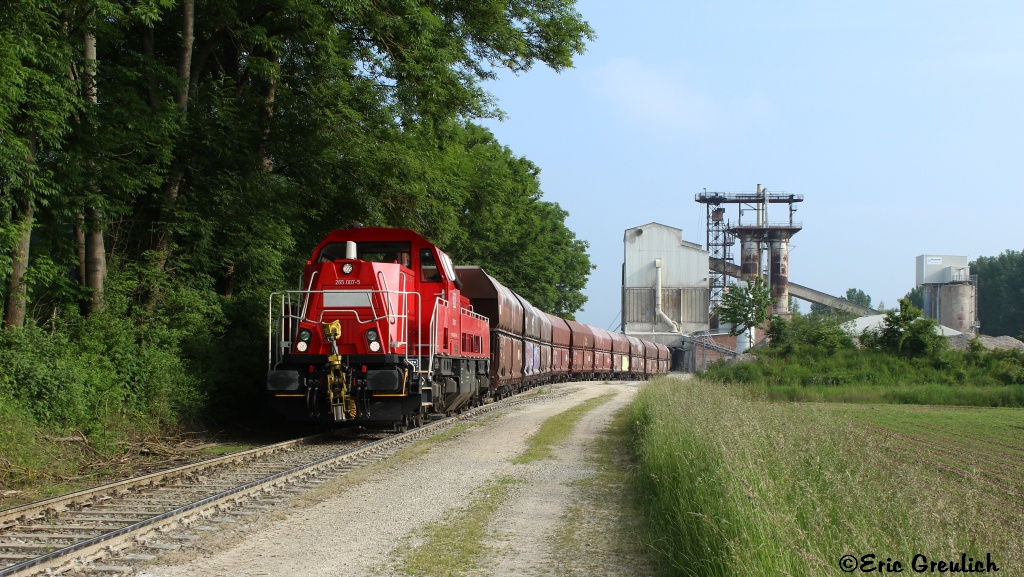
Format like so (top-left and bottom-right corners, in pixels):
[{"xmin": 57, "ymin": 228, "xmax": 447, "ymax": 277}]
[{"xmin": 267, "ymin": 227, "xmax": 669, "ymax": 429}]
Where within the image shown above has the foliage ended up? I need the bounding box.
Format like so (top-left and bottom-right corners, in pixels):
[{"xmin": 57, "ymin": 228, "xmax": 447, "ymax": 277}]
[
  {"xmin": 0, "ymin": 0, "xmax": 596, "ymax": 470},
  {"xmin": 844, "ymin": 287, "xmax": 872, "ymax": 308},
  {"xmin": 766, "ymin": 312, "xmax": 855, "ymax": 356},
  {"xmin": 705, "ymin": 301, "xmax": 1024, "ymax": 407},
  {"xmin": 0, "ymin": 268, "xmax": 208, "ymax": 431},
  {"xmin": 903, "ymin": 284, "xmax": 924, "ymax": 309},
  {"xmin": 972, "ymin": 250, "xmax": 1024, "ymax": 338},
  {"xmin": 808, "ymin": 286, "xmax": 871, "ymax": 316},
  {"xmin": 860, "ymin": 298, "xmax": 947, "ymax": 357},
  {"xmin": 787, "ymin": 296, "xmax": 800, "ymax": 314},
  {"xmin": 431, "ymin": 124, "xmax": 592, "ymax": 316},
  {"xmin": 0, "ymin": 1, "xmax": 79, "ymax": 200},
  {"xmin": 716, "ymin": 276, "xmax": 774, "ymax": 337},
  {"xmin": 808, "ymin": 301, "xmax": 828, "ymax": 315}
]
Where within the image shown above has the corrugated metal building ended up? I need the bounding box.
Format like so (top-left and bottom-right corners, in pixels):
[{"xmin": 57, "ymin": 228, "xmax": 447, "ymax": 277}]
[{"xmin": 622, "ymin": 223, "xmax": 710, "ymax": 344}]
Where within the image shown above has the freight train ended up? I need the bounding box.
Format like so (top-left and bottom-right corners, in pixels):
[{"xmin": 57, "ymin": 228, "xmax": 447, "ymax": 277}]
[{"xmin": 266, "ymin": 227, "xmax": 669, "ymax": 429}]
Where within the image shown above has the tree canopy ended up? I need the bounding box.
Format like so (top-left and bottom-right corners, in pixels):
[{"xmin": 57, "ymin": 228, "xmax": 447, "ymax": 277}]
[
  {"xmin": 717, "ymin": 276, "xmax": 774, "ymax": 348},
  {"xmin": 843, "ymin": 288, "xmax": 872, "ymax": 309},
  {"xmin": 0, "ymin": 0, "xmax": 596, "ymax": 437},
  {"xmin": 972, "ymin": 250, "xmax": 1024, "ymax": 338},
  {"xmin": 809, "ymin": 287, "xmax": 872, "ymax": 316}
]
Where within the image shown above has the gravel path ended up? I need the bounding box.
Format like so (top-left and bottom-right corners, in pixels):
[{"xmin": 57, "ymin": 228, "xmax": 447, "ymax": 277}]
[
  {"xmin": 139, "ymin": 382, "xmax": 653, "ymax": 577},
  {"xmin": 479, "ymin": 384, "xmax": 641, "ymax": 577}
]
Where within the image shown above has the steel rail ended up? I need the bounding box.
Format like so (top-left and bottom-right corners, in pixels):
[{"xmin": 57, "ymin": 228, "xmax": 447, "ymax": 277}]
[
  {"xmin": 0, "ymin": 434, "xmax": 330, "ymax": 528},
  {"xmin": 0, "ymin": 388, "xmax": 570, "ymax": 577}
]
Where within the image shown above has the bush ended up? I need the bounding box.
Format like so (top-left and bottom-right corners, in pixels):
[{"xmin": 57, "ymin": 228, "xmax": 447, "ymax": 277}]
[
  {"xmin": 766, "ymin": 313, "xmax": 853, "ymax": 357},
  {"xmin": 703, "ymin": 310, "xmax": 1024, "ymax": 408},
  {"xmin": 0, "ymin": 326, "xmax": 91, "ymax": 430},
  {"xmin": 900, "ymin": 318, "xmax": 947, "ymax": 357},
  {"xmin": 0, "ymin": 267, "xmax": 212, "ymax": 443}
]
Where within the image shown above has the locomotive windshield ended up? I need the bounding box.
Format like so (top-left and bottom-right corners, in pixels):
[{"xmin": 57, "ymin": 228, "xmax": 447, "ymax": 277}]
[
  {"xmin": 318, "ymin": 242, "xmax": 411, "ymax": 267},
  {"xmin": 420, "ymin": 249, "xmax": 441, "ymax": 282}
]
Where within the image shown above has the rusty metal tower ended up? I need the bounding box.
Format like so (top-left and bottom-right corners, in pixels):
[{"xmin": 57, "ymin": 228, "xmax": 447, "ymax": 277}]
[{"xmin": 696, "ymin": 185, "xmax": 803, "ymax": 317}]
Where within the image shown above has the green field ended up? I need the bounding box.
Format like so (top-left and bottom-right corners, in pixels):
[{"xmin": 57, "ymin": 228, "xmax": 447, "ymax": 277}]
[
  {"xmin": 841, "ymin": 404, "xmax": 1024, "ymax": 513},
  {"xmin": 629, "ymin": 377, "xmax": 1024, "ymax": 577}
]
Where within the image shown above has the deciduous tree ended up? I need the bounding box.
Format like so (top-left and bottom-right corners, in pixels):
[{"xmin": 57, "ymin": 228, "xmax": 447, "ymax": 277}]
[
  {"xmin": 972, "ymin": 250, "xmax": 1024, "ymax": 338},
  {"xmin": 717, "ymin": 276, "xmax": 775, "ymax": 349},
  {"xmin": 844, "ymin": 287, "xmax": 872, "ymax": 309},
  {"xmin": 1, "ymin": 0, "xmax": 79, "ymax": 328}
]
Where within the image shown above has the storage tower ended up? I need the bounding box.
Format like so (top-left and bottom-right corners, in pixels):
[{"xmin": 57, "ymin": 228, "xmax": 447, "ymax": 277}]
[{"xmin": 915, "ymin": 255, "xmax": 979, "ymax": 334}]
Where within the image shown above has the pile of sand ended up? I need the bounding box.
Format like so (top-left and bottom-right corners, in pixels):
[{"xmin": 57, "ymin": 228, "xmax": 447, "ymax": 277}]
[{"xmin": 947, "ymin": 333, "xmax": 1024, "ymax": 352}]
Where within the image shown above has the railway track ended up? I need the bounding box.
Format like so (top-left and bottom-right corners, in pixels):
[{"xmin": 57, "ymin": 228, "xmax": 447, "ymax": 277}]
[{"xmin": 0, "ymin": 388, "xmax": 570, "ymax": 577}]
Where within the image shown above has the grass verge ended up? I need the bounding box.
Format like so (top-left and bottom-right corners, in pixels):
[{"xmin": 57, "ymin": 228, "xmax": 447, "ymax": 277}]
[
  {"xmin": 513, "ymin": 393, "xmax": 614, "ymax": 464},
  {"xmin": 630, "ymin": 377, "xmax": 1024, "ymax": 577},
  {"xmin": 551, "ymin": 404, "xmax": 656, "ymax": 576},
  {"xmin": 389, "ymin": 476, "xmax": 518, "ymax": 577}
]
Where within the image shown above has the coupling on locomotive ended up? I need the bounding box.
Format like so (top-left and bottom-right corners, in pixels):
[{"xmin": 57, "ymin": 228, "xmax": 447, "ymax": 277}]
[{"xmin": 267, "ymin": 227, "xmax": 669, "ymax": 429}]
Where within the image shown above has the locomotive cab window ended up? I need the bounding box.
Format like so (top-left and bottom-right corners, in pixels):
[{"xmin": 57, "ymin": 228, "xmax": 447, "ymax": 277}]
[
  {"xmin": 420, "ymin": 249, "xmax": 442, "ymax": 282},
  {"xmin": 318, "ymin": 242, "xmax": 411, "ymax": 268},
  {"xmin": 317, "ymin": 243, "xmax": 346, "ymax": 263}
]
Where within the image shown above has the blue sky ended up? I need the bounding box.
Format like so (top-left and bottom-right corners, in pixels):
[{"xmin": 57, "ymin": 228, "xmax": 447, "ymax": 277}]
[{"xmin": 479, "ymin": 1, "xmax": 1024, "ymax": 329}]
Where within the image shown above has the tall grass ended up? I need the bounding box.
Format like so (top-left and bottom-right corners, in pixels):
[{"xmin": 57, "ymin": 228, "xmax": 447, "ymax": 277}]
[{"xmin": 629, "ymin": 377, "xmax": 1023, "ymax": 576}]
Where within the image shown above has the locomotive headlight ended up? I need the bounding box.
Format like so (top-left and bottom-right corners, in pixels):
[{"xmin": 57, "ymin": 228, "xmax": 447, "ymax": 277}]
[
  {"xmin": 342, "ymin": 263, "xmax": 354, "ymax": 274},
  {"xmin": 295, "ymin": 341, "xmax": 308, "ymax": 352},
  {"xmin": 365, "ymin": 328, "xmax": 381, "ymax": 352},
  {"xmin": 298, "ymin": 329, "xmax": 312, "ymax": 342}
]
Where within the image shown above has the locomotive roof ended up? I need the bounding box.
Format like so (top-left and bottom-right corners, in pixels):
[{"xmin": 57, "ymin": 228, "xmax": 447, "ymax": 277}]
[{"xmin": 316, "ymin": 227, "xmax": 435, "ymax": 248}]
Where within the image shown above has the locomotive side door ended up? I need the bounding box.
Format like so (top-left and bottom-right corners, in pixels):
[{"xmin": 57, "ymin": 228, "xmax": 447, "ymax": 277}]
[{"xmin": 418, "ymin": 247, "xmax": 453, "ymax": 356}]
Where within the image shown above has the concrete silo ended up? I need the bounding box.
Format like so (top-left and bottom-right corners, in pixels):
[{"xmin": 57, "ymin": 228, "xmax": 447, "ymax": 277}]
[{"xmin": 915, "ymin": 255, "xmax": 979, "ymax": 334}]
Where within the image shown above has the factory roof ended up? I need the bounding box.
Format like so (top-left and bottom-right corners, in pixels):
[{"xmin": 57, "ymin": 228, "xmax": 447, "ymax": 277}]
[
  {"xmin": 842, "ymin": 315, "xmax": 961, "ymax": 338},
  {"xmin": 624, "ymin": 222, "xmax": 703, "ymax": 250}
]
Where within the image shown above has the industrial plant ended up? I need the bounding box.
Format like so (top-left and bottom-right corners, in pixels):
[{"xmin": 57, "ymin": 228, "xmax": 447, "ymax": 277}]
[{"xmin": 619, "ymin": 184, "xmax": 976, "ymax": 370}]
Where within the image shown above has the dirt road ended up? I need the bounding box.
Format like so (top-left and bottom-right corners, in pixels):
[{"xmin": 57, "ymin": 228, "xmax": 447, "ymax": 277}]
[{"xmin": 139, "ymin": 382, "xmax": 654, "ymax": 577}]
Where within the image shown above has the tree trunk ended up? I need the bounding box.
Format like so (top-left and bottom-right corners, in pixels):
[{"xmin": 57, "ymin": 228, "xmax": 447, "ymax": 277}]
[
  {"xmin": 154, "ymin": 0, "xmax": 195, "ymax": 270},
  {"xmin": 4, "ymin": 127, "xmax": 39, "ymax": 330},
  {"xmin": 82, "ymin": 29, "xmax": 106, "ymax": 312},
  {"xmin": 84, "ymin": 208, "xmax": 106, "ymax": 311},
  {"xmin": 177, "ymin": 0, "xmax": 195, "ymax": 114},
  {"xmin": 75, "ymin": 213, "xmax": 86, "ymax": 285},
  {"xmin": 139, "ymin": 25, "xmax": 161, "ymax": 111},
  {"xmin": 4, "ymin": 201, "xmax": 34, "ymax": 330}
]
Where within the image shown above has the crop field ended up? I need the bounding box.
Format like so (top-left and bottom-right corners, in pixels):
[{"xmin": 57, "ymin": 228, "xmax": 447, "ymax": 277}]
[
  {"xmin": 629, "ymin": 377, "xmax": 1024, "ymax": 577},
  {"xmin": 841, "ymin": 404, "xmax": 1024, "ymax": 519}
]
